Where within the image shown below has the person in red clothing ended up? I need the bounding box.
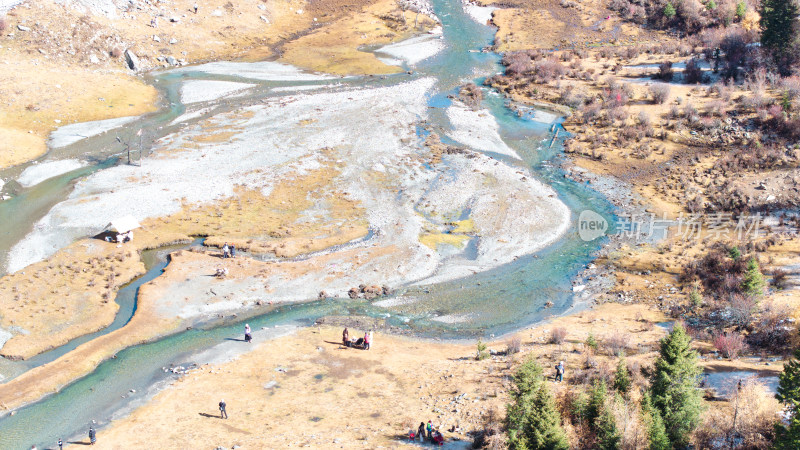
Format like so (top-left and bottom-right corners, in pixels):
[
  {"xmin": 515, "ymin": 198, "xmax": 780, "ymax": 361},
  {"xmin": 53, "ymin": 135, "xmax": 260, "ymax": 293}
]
[{"xmin": 364, "ymin": 331, "xmax": 370, "ymax": 350}]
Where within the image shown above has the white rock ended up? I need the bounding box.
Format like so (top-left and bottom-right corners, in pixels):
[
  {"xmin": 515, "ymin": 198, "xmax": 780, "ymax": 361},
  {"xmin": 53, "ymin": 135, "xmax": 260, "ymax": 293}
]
[
  {"xmin": 17, "ymin": 25, "xmax": 30, "ymax": 32},
  {"xmin": 153, "ymin": 35, "xmax": 160, "ymax": 42}
]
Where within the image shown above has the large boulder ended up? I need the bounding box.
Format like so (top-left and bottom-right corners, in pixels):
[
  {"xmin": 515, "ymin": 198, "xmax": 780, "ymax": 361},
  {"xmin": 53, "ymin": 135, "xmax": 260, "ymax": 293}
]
[{"xmin": 124, "ymin": 49, "xmax": 140, "ymax": 71}]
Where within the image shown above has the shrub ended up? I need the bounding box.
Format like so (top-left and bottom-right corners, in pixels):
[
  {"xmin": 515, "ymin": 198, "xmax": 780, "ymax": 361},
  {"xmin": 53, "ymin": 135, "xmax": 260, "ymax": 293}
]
[
  {"xmin": 533, "ymin": 59, "xmax": 567, "ymax": 83},
  {"xmin": 649, "ymin": 83, "xmax": 671, "ymax": 104},
  {"xmin": 476, "ymin": 338, "xmax": 489, "ymax": 360},
  {"xmin": 656, "ymin": 61, "xmax": 674, "ymax": 81},
  {"xmin": 604, "ymin": 332, "xmax": 631, "ymax": 356},
  {"xmin": 728, "ymin": 293, "xmax": 758, "ymax": 327},
  {"xmin": 550, "ymin": 327, "xmax": 567, "ymax": 344},
  {"xmin": 746, "ymin": 302, "xmax": 796, "ymax": 354},
  {"xmin": 473, "ymin": 408, "xmax": 506, "ymax": 449},
  {"xmin": 711, "ymin": 330, "xmax": 746, "ymax": 358},
  {"xmin": 695, "ymin": 379, "xmax": 780, "ymax": 449},
  {"xmin": 683, "ymin": 58, "xmax": 705, "ymax": 84},
  {"xmin": 771, "ymin": 268, "xmax": 788, "ymax": 289},
  {"xmin": 0, "ymin": 17, "xmax": 7, "ymax": 33},
  {"xmin": 585, "ymin": 333, "xmax": 599, "ymax": 351},
  {"xmin": 507, "ymin": 336, "xmax": 522, "ymax": 355},
  {"xmin": 503, "ymin": 52, "xmax": 533, "ymax": 76},
  {"xmin": 735, "ymin": 0, "xmax": 746, "ymax": 19}
]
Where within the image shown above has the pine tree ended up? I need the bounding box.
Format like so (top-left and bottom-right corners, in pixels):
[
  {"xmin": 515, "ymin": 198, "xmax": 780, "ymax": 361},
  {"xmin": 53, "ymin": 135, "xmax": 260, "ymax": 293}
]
[
  {"xmin": 596, "ymin": 402, "xmax": 621, "ymax": 450},
  {"xmin": 663, "ymin": 2, "xmax": 677, "ymax": 18},
  {"xmin": 741, "ymin": 257, "xmax": 766, "ymax": 297},
  {"xmin": 760, "ymin": 0, "xmax": 800, "ymax": 74},
  {"xmin": 735, "ymin": 0, "xmax": 747, "ymax": 19},
  {"xmin": 613, "ymin": 358, "xmax": 632, "ymax": 395},
  {"xmin": 650, "ymin": 324, "xmax": 704, "ymax": 448},
  {"xmin": 775, "ymin": 346, "xmax": 800, "ymax": 449},
  {"xmin": 506, "ymin": 359, "xmax": 569, "ymax": 450},
  {"xmin": 641, "ymin": 392, "xmax": 671, "ymax": 450}
]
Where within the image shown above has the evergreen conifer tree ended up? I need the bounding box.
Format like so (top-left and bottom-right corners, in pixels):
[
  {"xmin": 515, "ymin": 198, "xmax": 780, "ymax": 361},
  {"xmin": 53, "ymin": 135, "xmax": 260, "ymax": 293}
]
[
  {"xmin": 613, "ymin": 358, "xmax": 632, "ymax": 395},
  {"xmin": 760, "ymin": 0, "xmax": 800, "ymax": 74},
  {"xmin": 741, "ymin": 257, "xmax": 766, "ymax": 297},
  {"xmin": 650, "ymin": 324, "xmax": 704, "ymax": 447},
  {"xmin": 641, "ymin": 392, "xmax": 671, "ymax": 450},
  {"xmin": 775, "ymin": 346, "xmax": 800, "ymax": 449},
  {"xmin": 506, "ymin": 359, "xmax": 569, "ymax": 450}
]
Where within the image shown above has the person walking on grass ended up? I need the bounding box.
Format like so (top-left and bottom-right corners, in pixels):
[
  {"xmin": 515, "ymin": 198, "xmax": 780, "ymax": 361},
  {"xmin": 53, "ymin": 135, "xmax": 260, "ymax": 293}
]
[
  {"xmin": 555, "ymin": 361, "xmax": 565, "ymax": 382},
  {"xmin": 219, "ymin": 399, "xmax": 228, "ymax": 419}
]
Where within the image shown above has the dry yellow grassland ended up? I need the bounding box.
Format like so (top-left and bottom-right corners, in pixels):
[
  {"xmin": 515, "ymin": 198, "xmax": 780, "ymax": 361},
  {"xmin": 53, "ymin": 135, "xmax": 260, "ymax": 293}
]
[{"xmin": 0, "ymin": 240, "xmax": 146, "ymax": 360}]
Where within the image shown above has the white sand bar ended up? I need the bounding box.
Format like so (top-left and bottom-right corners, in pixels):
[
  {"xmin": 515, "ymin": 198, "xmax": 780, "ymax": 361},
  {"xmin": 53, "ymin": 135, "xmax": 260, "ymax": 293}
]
[
  {"xmin": 17, "ymin": 159, "xmax": 86, "ymax": 187},
  {"xmin": 446, "ymin": 102, "xmax": 520, "ymax": 159},
  {"xmin": 49, "ymin": 115, "xmax": 140, "ymax": 148},
  {"xmin": 180, "ymin": 80, "xmax": 256, "ymax": 104},
  {"xmin": 376, "ymin": 28, "xmax": 445, "ymax": 66},
  {"xmin": 173, "ymin": 61, "xmax": 335, "ymax": 82},
  {"xmin": 463, "ymin": 1, "xmax": 497, "ymax": 25}
]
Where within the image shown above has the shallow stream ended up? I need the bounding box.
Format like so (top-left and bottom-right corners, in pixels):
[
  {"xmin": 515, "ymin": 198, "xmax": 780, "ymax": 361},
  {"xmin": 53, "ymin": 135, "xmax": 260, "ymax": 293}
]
[{"xmin": 0, "ymin": 0, "xmax": 615, "ymax": 446}]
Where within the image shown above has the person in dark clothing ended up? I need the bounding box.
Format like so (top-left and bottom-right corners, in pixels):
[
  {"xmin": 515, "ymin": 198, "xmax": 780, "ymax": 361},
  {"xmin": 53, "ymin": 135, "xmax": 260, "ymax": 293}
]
[
  {"xmin": 418, "ymin": 422, "xmax": 426, "ymax": 442},
  {"xmin": 219, "ymin": 399, "xmax": 228, "ymax": 419},
  {"xmin": 342, "ymin": 327, "xmax": 349, "ymax": 346},
  {"xmin": 89, "ymin": 426, "xmax": 96, "ymax": 445},
  {"xmin": 230, "ymin": 245, "xmax": 236, "ymax": 258},
  {"xmin": 58, "ymin": 438, "xmax": 63, "ymax": 450},
  {"xmin": 555, "ymin": 361, "xmax": 565, "ymax": 382}
]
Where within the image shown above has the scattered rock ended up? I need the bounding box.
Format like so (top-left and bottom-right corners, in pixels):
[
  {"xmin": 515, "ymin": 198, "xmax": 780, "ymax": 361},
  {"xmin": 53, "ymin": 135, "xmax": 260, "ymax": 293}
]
[
  {"xmin": 318, "ymin": 291, "xmax": 328, "ymax": 299},
  {"xmin": 166, "ymin": 55, "xmax": 177, "ymax": 66},
  {"xmin": 169, "ymin": 38, "xmax": 178, "ymax": 44},
  {"xmin": 153, "ymin": 35, "xmax": 160, "ymax": 42},
  {"xmin": 89, "ymin": 54, "xmax": 100, "ymax": 64},
  {"xmin": 124, "ymin": 49, "xmax": 140, "ymax": 71},
  {"xmin": 17, "ymin": 25, "xmax": 30, "ymax": 32}
]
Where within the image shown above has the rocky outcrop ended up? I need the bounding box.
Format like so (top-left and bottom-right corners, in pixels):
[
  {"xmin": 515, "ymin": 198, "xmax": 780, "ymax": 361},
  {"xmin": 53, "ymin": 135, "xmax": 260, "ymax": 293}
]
[
  {"xmin": 348, "ymin": 284, "xmax": 391, "ymax": 300},
  {"xmin": 124, "ymin": 49, "xmax": 140, "ymax": 71}
]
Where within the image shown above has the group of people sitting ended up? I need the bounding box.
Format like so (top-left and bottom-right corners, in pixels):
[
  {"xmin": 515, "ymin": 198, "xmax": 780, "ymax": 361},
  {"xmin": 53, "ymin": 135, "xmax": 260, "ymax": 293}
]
[
  {"xmin": 342, "ymin": 327, "xmax": 372, "ymax": 350},
  {"xmin": 221, "ymin": 243, "xmax": 236, "ymax": 258},
  {"xmin": 409, "ymin": 420, "xmax": 444, "ymax": 445}
]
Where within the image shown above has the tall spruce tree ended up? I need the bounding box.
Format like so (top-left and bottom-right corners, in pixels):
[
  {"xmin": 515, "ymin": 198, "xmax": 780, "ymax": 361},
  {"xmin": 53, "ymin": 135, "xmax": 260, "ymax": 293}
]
[
  {"xmin": 741, "ymin": 257, "xmax": 766, "ymax": 297},
  {"xmin": 775, "ymin": 346, "xmax": 800, "ymax": 448},
  {"xmin": 641, "ymin": 392, "xmax": 671, "ymax": 450},
  {"xmin": 760, "ymin": 0, "xmax": 800, "ymax": 74},
  {"xmin": 506, "ymin": 359, "xmax": 569, "ymax": 450},
  {"xmin": 650, "ymin": 324, "xmax": 704, "ymax": 448},
  {"xmin": 613, "ymin": 358, "xmax": 632, "ymax": 395}
]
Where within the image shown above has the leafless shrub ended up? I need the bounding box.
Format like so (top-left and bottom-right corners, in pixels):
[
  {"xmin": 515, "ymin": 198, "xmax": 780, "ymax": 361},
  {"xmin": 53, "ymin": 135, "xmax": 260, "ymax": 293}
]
[
  {"xmin": 603, "ymin": 332, "xmax": 631, "ymax": 356},
  {"xmin": 693, "ymin": 379, "xmax": 779, "ymax": 449},
  {"xmin": 711, "ymin": 330, "xmax": 747, "ymax": 358},
  {"xmin": 656, "ymin": 61, "xmax": 674, "ymax": 81},
  {"xmin": 771, "ymin": 268, "xmax": 788, "ymax": 289},
  {"xmin": 473, "ymin": 408, "xmax": 506, "ymax": 449},
  {"xmin": 649, "ymin": 83, "xmax": 670, "ymax": 104},
  {"xmin": 550, "ymin": 327, "xmax": 568, "ymax": 344},
  {"xmin": 459, "ymin": 82, "xmax": 483, "ymax": 109},
  {"xmin": 746, "ymin": 302, "xmax": 797, "ymax": 354},
  {"xmin": 532, "ymin": 59, "xmax": 567, "ymax": 83},
  {"xmin": 728, "ymin": 293, "xmax": 759, "ymax": 327},
  {"xmin": 683, "ymin": 58, "xmax": 705, "ymax": 84},
  {"xmin": 506, "ymin": 336, "xmax": 522, "ymax": 355}
]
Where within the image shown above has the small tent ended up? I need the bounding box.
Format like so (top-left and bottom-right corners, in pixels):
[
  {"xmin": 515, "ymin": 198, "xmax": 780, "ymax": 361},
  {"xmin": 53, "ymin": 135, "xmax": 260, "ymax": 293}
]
[{"xmin": 105, "ymin": 215, "xmax": 141, "ymax": 234}]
